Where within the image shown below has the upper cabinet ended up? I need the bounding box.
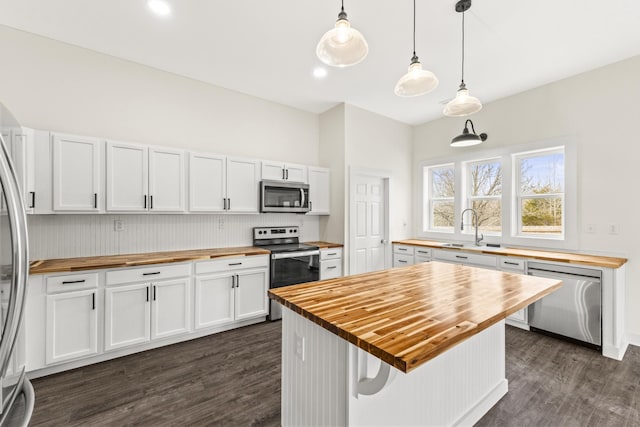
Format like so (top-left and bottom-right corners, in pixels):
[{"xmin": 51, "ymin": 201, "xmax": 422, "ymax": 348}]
[
  {"xmin": 262, "ymin": 161, "xmax": 307, "ymax": 183},
  {"xmin": 1, "ymin": 127, "xmax": 36, "ymax": 213},
  {"xmin": 307, "ymin": 166, "xmax": 330, "ymax": 215},
  {"xmin": 106, "ymin": 141, "xmax": 185, "ymax": 213},
  {"xmin": 52, "ymin": 133, "xmax": 103, "ymax": 212},
  {"xmin": 225, "ymin": 157, "xmax": 261, "ymax": 213}
]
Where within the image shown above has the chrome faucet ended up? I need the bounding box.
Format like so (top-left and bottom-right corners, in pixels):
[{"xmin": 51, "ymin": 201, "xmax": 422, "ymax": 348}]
[{"xmin": 461, "ymin": 208, "xmax": 484, "ymax": 246}]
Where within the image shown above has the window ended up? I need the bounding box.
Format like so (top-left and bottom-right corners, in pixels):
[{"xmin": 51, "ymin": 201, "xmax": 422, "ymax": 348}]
[
  {"xmin": 424, "ymin": 164, "xmax": 454, "ymax": 232},
  {"xmin": 514, "ymin": 147, "xmax": 565, "ymax": 237},
  {"xmin": 464, "ymin": 159, "xmax": 502, "ymax": 235}
]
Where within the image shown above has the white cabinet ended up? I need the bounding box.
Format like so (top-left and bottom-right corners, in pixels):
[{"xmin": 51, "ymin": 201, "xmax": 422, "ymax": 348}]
[
  {"xmin": 307, "ymin": 166, "xmax": 330, "ymax": 215},
  {"xmin": 194, "ymin": 255, "xmax": 268, "ymax": 330},
  {"xmin": 320, "ymin": 248, "xmax": 343, "ymax": 280},
  {"xmin": 104, "ymin": 263, "xmax": 191, "ymax": 351},
  {"xmin": 188, "ymin": 154, "xmax": 259, "ymax": 213},
  {"xmin": 262, "ymin": 160, "xmax": 307, "ymax": 183},
  {"xmin": 8, "ymin": 128, "xmax": 36, "ymax": 213},
  {"xmin": 393, "ymin": 244, "xmax": 415, "ymax": 267},
  {"xmin": 46, "ymin": 286, "xmax": 98, "ymax": 365},
  {"xmin": 433, "ymin": 249, "xmax": 497, "ymax": 269},
  {"xmin": 414, "ymin": 248, "xmax": 432, "ymax": 264},
  {"xmin": 498, "ymin": 256, "xmax": 529, "ymax": 329},
  {"xmin": 52, "ymin": 133, "xmax": 102, "ymax": 212},
  {"xmin": 106, "ymin": 141, "xmax": 185, "ymax": 212}
]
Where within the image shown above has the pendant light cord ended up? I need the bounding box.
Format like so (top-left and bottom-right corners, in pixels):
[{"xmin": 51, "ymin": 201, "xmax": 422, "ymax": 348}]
[
  {"xmin": 341, "ymin": 0, "xmax": 344, "ymax": 13},
  {"xmin": 412, "ymin": 0, "xmax": 416, "ymax": 56},
  {"xmin": 461, "ymin": 11, "xmax": 465, "ymax": 84}
]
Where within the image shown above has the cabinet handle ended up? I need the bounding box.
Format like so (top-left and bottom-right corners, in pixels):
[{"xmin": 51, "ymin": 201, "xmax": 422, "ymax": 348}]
[
  {"xmin": 62, "ymin": 279, "xmax": 85, "ymax": 284},
  {"xmin": 153, "ymin": 285, "xmax": 156, "ymax": 301},
  {"xmin": 146, "ymin": 286, "xmax": 149, "ymax": 302},
  {"xmin": 327, "ymin": 252, "xmax": 337, "ymax": 256},
  {"xmin": 398, "ymin": 248, "xmax": 407, "ymax": 251},
  {"xmin": 144, "ymin": 195, "xmax": 147, "ymax": 209},
  {"xmin": 398, "ymin": 260, "xmax": 407, "ymax": 263},
  {"xmin": 142, "ymin": 271, "xmax": 161, "ymax": 276},
  {"xmin": 228, "ymin": 262, "xmax": 242, "ymax": 266},
  {"xmin": 235, "ymin": 274, "xmax": 240, "ymax": 288},
  {"xmin": 223, "ymin": 198, "xmax": 227, "ymax": 210},
  {"xmin": 417, "ymin": 250, "xmax": 429, "ymax": 254},
  {"xmin": 327, "ymin": 266, "xmax": 337, "ymax": 270},
  {"xmin": 286, "ymin": 169, "xmax": 289, "ymax": 180},
  {"xmin": 150, "ymin": 195, "xmax": 153, "ymax": 209},
  {"xmin": 92, "ymin": 293, "xmax": 95, "ymax": 310},
  {"xmin": 504, "ymin": 261, "xmax": 520, "ymax": 266},
  {"xmin": 309, "ymin": 201, "xmax": 312, "ymax": 212},
  {"xmin": 455, "ymin": 255, "xmax": 468, "ymax": 260},
  {"xmin": 94, "ymin": 193, "xmax": 97, "ymax": 209},
  {"xmin": 29, "ymin": 191, "xmax": 35, "ymax": 209},
  {"xmin": 231, "ymin": 275, "xmax": 235, "ymax": 288},
  {"xmin": 227, "ymin": 198, "xmax": 230, "ymax": 210}
]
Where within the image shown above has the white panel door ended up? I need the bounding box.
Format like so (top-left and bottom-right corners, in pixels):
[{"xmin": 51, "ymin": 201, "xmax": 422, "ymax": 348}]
[
  {"xmin": 52, "ymin": 133, "xmax": 102, "ymax": 211},
  {"xmin": 226, "ymin": 156, "xmax": 260, "ymax": 213},
  {"xmin": 352, "ymin": 175, "xmax": 386, "ymax": 275},
  {"xmin": 151, "ymin": 278, "xmax": 191, "ymax": 340},
  {"xmin": 194, "ymin": 273, "xmax": 235, "ymax": 329},
  {"xmin": 106, "ymin": 141, "xmax": 148, "ymax": 211},
  {"xmin": 148, "ymin": 147, "xmax": 185, "ymax": 212},
  {"xmin": 46, "ymin": 290, "xmax": 98, "ymax": 364},
  {"xmin": 261, "ymin": 161, "xmax": 285, "ymax": 181},
  {"xmin": 284, "ymin": 163, "xmax": 308, "ymax": 183},
  {"xmin": 188, "ymin": 152, "xmax": 226, "ymax": 212},
  {"xmin": 307, "ymin": 166, "xmax": 330, "ymax": 215},
  {"xmin": 11, "ymin": 128, "xmax": 36, "ymax": 212},
  {"xmin": 235, "ymin": 268, "xmax": 269, "ymax": 321},
  {"xmin": 104, "ymin": 283, "xmax": 151, "ymax": 351}
]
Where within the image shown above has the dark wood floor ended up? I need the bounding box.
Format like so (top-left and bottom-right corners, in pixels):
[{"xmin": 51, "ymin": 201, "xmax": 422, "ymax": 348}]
[{"xmin": 29, "ymin": 323, "xmax": 640, "ymax": 426}]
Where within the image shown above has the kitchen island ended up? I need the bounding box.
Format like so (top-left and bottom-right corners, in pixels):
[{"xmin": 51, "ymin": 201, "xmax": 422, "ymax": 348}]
[{"xmin": 269, "ymin": 261, "xmax": 562, "ymax": 426}]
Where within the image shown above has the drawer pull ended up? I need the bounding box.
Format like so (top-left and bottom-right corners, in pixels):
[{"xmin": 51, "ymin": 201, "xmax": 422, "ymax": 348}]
[
  {"xmin": 398, "ymin": 248, "xmax": 407, "ymax": 251},
  {"xmin": 398, "ymin": 260, "xmax": 408, "ymax": 263},
  {"xmin": 504, "ymin": 261, "xmax": 520, "ymax": 266},
  {"xmin": 228, "ymin": 262, "xmax": 242, "ymax": 266},
  {"xmin": 327, "ymin": 266, "xmax": 337, "ymax": 270},
  {"xmin": 143, "ymin": 272, "xmax": 161, "ymax": 276},
  {"xmin": 417, "ymin": 250, "xmax": 429, "ymax": 254},
  {"xmin": 455, "ymin": 255, "xmax": 468, "ymax": 260},
  {"xmin": 62, "ymin": 279, "xmax": 86, "ymax": 284},
  {"xmin": 327, "ymin": 253, "xmax": 337, "ymax": 256}
]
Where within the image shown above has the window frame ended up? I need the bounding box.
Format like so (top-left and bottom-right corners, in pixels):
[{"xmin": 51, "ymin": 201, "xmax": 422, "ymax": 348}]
[
  {"xmin": 462, "ymin": 157, "xmax": 503, "ymax": 237},
  {"xmin": 424, "ymin": 163, "xmax": 455, "ymax": 234}
]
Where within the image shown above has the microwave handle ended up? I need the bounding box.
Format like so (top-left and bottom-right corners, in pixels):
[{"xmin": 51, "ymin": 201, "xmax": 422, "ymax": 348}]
[{"xmin": 300, "ymin": 188, "xmax": 306, "ymax": 207}]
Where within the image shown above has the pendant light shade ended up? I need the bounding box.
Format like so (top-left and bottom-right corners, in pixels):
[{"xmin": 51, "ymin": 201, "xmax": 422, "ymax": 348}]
[
  {"xmin": 444, "ymin": 0, "xmax": 482, "ymax": 117},
  {"xmin": 451, "ymin": 119, "xmax": 487, "ymax": 147},
  {"xmin": 394, "ymin": 0, "xmax": 438, "ymax": 97},
  {"xmin": 316, "ymin": 2, "xmax": 368, "ymax": 68}
]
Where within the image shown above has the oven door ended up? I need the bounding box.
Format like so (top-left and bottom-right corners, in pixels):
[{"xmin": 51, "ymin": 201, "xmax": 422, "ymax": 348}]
[
  {"xmin": 261, "ymin": 180, "xmax": 310, "ymax": 213},
  {"xmin": 269, "ymin": 250, "xmax": 319, "ymax": 320}
]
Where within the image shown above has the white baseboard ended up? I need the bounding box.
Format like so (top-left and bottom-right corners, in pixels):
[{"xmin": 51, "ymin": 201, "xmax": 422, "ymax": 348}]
[
  {"xmin": 627, "ymin": 332, "xmax": 640, "ymax": 347},
  {"xmin": 454, "ymin": 379, "xmax": 508, "ymax": 427}
]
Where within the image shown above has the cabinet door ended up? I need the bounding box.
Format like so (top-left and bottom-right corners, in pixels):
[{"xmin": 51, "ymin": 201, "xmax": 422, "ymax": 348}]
[
  {"xmin": 226, "ymin": 157, "xmax": 260, "ymax": 213},
  {"xmin": 46, "ymin": 290, "xmax": 98, "ymax": 364},
  {"xmin": 307, "ymin": 166, "xmax": 330, "ymax": 215},
  {"xmin": 188, "ymin": 152, "xmax": 226, "ymax": 212},
  {"xmin": 52, "ymin": 133, "xmax": 102, "ymax": 211},
  {"xmin": 149, "ymin": 147, "xmax": 185, "ymax": 212},
  {"xmin": 284, "ymin": 163, "xmax": 308, "ymax": 183},
  {"xmin": 106, "ymin": 141, "xmax": 148, "ymax": 211},
  {"xmin": 194, "ymin": 273, "xmax": 235, "ymax": 329},
  {"xmin": 235, "ymin": 268, "xmax": 268, "ymax": 321},
  {"xmin": 104, "ymin": 283, "xmax": 150, "ymax": 351},
  {"xmin": 261, "ymin": 161, "xmax": 285, "ymax": 181},
  {"xmin": 12, "ymin": 128, "xmax": 36, "ymax": 213},
  {"xmin": 151, "ymin": 278, "xmax": 191, "ymax": 340}
]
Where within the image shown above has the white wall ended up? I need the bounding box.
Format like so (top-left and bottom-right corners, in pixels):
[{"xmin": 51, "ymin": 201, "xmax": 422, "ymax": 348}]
[
  {"xmin": 0, "ymin": 25, "xmax": 322, "ymax": 258},
  {"xmin": 413, "ymin": 55, "xmax": 640, "ymax": 339}
]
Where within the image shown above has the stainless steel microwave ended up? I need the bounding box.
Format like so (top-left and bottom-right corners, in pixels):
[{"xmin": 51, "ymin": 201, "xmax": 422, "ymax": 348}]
[{"xmin": 260, "ymin": 180, "xmax": 310, "ymax": 213}]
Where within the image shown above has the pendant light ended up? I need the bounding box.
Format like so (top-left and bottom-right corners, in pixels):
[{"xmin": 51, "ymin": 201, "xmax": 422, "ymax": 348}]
[
  {"xmin": 451, "ymin": 119, "xmax": 487, "ymax": 147},
  {"xmin": 394, "ymin": 0, "xmax": 438, "ymax": 97},
  {"xmin": 316, "ymin": 0, "xmax": 369, "ymax": 67},
  {"xmin": 444, "ymin": 0, "xmax": 482, "ymax": 117}
]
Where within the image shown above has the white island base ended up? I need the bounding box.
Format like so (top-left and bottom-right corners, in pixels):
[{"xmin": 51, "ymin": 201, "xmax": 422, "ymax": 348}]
[{"xmin": 281, "ymin": 307, "xmax": 508, "ymax": 426}]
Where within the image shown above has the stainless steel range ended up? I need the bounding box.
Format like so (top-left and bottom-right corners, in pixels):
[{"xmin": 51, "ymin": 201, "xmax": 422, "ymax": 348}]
[{"xmin": 253, "ymin": 226, "xmax": 319, "ymax": 320}]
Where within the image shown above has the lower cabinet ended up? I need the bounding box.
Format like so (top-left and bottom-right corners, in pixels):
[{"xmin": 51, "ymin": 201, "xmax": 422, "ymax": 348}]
[
  {"xmin": 105, "ymin": 278, "xmax": 191, "ymax": 351},
  {"xmin": 46, "ymin": 289, "xmax": 98, "ymax": 364},
  {"xmin": 320, "ymin": 248, "xmax": 343, "ymax": 280}
]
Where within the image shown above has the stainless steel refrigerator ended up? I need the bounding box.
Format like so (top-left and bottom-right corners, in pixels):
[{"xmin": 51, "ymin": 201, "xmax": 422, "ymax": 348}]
[{"xmin": 0, "ymin": 102, "xmax": 33, "ymax": 426}]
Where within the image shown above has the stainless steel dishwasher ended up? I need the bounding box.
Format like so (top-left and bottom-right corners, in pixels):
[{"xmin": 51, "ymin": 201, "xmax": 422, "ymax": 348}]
[{"xmin": 527, "ymin": 262, "xmax": 602, "ymax": 350}]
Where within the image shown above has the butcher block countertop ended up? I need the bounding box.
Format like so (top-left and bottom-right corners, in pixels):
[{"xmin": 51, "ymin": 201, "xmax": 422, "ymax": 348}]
[
  {"xmin": 269, "ymin": 261, "xmax": 561, "ymax": 373},
  {"xmin": 394, "ymin": 239, "xmax": 627, "ymax": 269},
  {"xmin": 29, "ymin": 246, "xmax": 270, "ymax": 275},
  {"xmin": 304, "ymin": 241, "xmax": 343, "ymax": 249}
]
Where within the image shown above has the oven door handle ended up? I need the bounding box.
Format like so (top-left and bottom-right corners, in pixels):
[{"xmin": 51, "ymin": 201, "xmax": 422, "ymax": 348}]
[{"xmin": 272, "ymin": 250, "xmax": 320, "ymax": 260}]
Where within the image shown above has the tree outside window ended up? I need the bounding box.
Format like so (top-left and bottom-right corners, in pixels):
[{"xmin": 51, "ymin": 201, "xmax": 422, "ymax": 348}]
[{"xmin": 465, "ymin": 159, "xmax": 502, "ymax": 234}]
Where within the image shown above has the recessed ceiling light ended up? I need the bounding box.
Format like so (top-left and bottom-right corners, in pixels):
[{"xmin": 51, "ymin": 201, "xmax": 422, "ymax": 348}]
[
  {"xmin": 147, "ymin": 0, "xmax": 171, "ymax": 17},
  {"xmin": 313, "ymin": 68, "xmax": 327, "ymax": 79}
]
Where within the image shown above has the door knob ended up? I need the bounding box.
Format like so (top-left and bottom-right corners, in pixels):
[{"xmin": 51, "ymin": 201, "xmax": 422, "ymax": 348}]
[{"xmin": 380, "ymin": 239, "xmax": 387, "ymax": 244}]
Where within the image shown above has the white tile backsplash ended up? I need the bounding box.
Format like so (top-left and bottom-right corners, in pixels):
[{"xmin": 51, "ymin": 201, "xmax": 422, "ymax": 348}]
[{"xmin": 28, "ymin": 214, "xmax": 320, "ymax": 259}]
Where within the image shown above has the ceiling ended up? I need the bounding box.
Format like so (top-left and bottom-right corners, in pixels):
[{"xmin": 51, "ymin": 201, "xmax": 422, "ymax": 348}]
[{"xmin": 0, "ymin": 0, "xmax": 639, "ymax": 125}]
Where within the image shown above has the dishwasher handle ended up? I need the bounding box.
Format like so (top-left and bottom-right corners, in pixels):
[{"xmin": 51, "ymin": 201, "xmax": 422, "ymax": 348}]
[{"xmin": 527, "ymin": 268, "xmax": 601, "ymax": 283}]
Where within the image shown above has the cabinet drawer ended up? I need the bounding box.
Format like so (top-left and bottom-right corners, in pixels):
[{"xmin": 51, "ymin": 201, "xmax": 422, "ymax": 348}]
[
  {"xmin": 320, "ymin": 248, "xmax": 342, "ymax": 261},
  {"xmin": 415, "ymin": 255, "xmax": 431, "ymax": 264},
  {"xmin": 414, "ymin": 248, "xmax": 432, "ymax": 258},
  {"xmin": 196, "ymin": 255, "xmax": 269, "ymax": 275},
  {"xmin": 106, "ymin": 263, "xmax": 191, "ymax": 286},
  {"xmin": 393, "ymin": 245, "xmax": 415, "ymax": 256},
  {"xmin": 320, "ymin": 259, "xmax": 342, "ymax": 280},
  {"xmin": 393, "ymin": 254, "xmax": 414, "ymax": 267},
  {"xmin": 47, "ymin": 273, "xmax": 98, "ymax": 293},
  {"xmin": 498, "ymin": 257, "xmax": 526, "ymax": 272},
  {"xmin": 433, "ymin": 250, "xmax": 497, "ymax": 268}
]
